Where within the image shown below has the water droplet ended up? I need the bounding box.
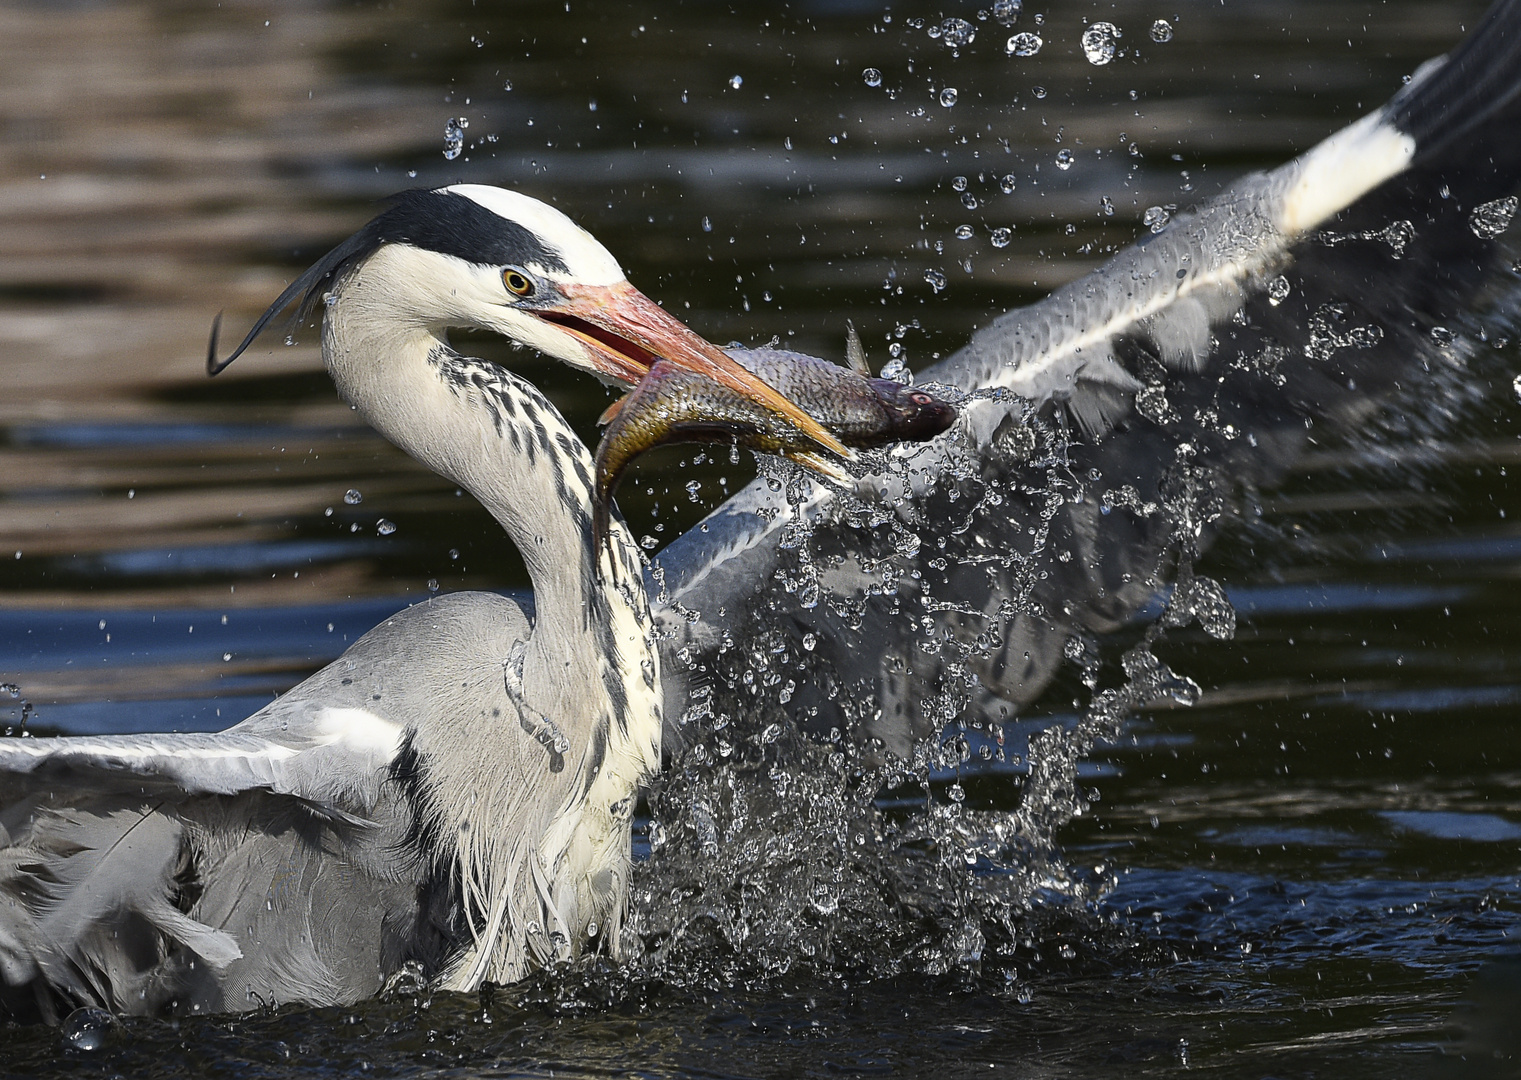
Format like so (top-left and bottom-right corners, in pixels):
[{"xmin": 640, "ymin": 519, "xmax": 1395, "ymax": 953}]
[
  {"xmin": 443, "ymin": 116, "xmax": 467, "ymax": 160},
  {"xmin": 1430, "ymin": 325, "xmax": 1456, "ymax": 346},
  {"xmin": 1512, "ymin": 373, "xmax": 1521, "ymax": 402},
  {"xmin": 1101, "ymin": 195, "xmax": 1115, "ymax": 217},
  {"xmin": 1266, "ymin": 275, "xmax": 1291, "ymax": 305},
  {"xmin": 999, "ymin": 174, "xmax": 1017, "ymax": 194},
  {"xmin": 427, "ymin": 578, "xmax": 440, "ymax": 593},
  {"xmin": 961, "ymin": 192, "xmax": 979, "ymax": 210},
  {"xmin": 1006, "ymin": 32, "xmax": 1042, "ymax": 57},
  {"xmin": 802, "ymin": 632, "xmax": 818, "ymax": 651},
  {"xmin": 939, "ymin": 87, "xmax": 959, "ymax": 107},
  {"xmin": 862, "ymin": 67, "xmax": 883, "ymax": 88},
  {"xmin": 938, "ymin": 17, "xmax": 975, "ymax": 47},
  {"xmin": 1150, "ymin": 19, "xmax": 1174, "ymax": 43},
  {"xmin": 1142, "ymin": 205, "xmax": 1171, "ymax": 232},
  {"xmin": 502, "ymin": 79, "xmax": 513, "ymax": 91},
  {"xmin": 954, "ymin": 224, "xmax": 974, "ymax": 240},
  {"xmin": 61, "ymin": 1007, "xmax": 117, "ymax": 1051},
  {"xmin": 992, "ymin": 0, "xmax": 1022, "ymax": 27},
  {"xmin": 1032, "ymin": 85, "xmax": 1047, "ymax": 99},
  {"xmin": 449, "ymin": 548, "xmax": 460, "ymax": 560},
  {"xmin": 1469, "ymin": 194, "xmax": 1518, "ymax": 239},
  {"xmin": 376, "ymin": 519, "xmax": 397, "ymax": 536},
  {"xmin": 923, "ymin": 268, "xmax": 948, "ymax": 292},
  {"xmin": 344, "ymin": 489, "xmax": 363, "ymax": 505},
  {"xmin": 1055, "ymin": 149, "xmax": 1075, "ymax": 171},
  {"xmin": 990, "ymin": 227, "xmax": 1013, "ymax": 248},
  {"xmin": 728, "ymin": 74, "xmax": 743, "ymax": 90},
  {"xmin": 1081, "ymin": 22, "xmax": 1121, "ymax": 65},
  {"xmin": 685, "ymin": 479, "xmax": 703, "ymax": 502},
  {"xmin": 641, "ymin": 534, "xmax": 659, "ymax": 550},
  {"xmin": 951, "ymin": 175, "xmax": 968, "ymax": 191},
  {"xmin": 701, "ymin": 216, "xmax": 712, "ymax": 233}
]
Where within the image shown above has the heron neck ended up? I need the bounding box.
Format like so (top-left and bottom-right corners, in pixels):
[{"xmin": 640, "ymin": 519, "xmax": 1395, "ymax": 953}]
[{"xmin": 321, "ymin": 296, "xmax": 654, "ymax": 727}]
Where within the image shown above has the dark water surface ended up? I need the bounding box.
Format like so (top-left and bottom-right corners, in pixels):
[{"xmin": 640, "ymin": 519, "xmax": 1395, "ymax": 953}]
[{"xmin": 3, "ymin": 0, "xmax": 1520, "ymax": 1075}]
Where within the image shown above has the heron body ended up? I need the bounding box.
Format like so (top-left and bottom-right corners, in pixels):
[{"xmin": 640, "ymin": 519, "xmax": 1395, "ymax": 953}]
[
  {"xmin": 321, "ymin": 242, "xmax": 662, "ymax": 990},
  {"xmin": 0, "ymin": 186, "xmax": 801, "ymax": 1021}
]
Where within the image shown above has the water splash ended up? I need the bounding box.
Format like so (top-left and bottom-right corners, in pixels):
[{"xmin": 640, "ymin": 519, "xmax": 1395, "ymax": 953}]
[
  {"xmin": 935, "ymin": 18, "xmax": 975, "ymax": 48},
  {"xmin": 1006, "ymin": 32, "xmax": 1042, "ymax": 57},
  {"xmin": 622, "ymin": 380, "xmax": 1258, "ymax": 993},
  {"xmin": 1081, "ymin": 22, "xmax": 1122, "ymax": 66},
  {"xmin": 443, "ymin": 117, "xmax": 467, "ymax": 160},
  {"xmin": 1470, "ymin": 195, "xmax": 1518, "ymax": 239},
  {"xmin": 1143, "ymin": 206, "xmax": 1171, "ymax": 233},
  {"xmin": 60, "ymin": 1008, "xmax": 118, "ymax": 1051},
  {"xmin": 1, "ymin": 682, "xmax": 34, "ymax": 736},
  {"xmin": 1306, "ymin": 303, "xmax": 1384, "ymax": 362}
]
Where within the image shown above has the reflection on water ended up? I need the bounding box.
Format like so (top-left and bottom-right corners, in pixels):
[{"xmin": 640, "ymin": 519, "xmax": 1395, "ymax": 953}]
[{"xmin": 3, "ymin": 0, "xmax": 1520, "ymax": 1075}]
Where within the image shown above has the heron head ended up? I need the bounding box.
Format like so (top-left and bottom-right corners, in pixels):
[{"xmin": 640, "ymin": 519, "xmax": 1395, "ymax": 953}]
[{"xmin": 207, "ymin": 184, "xmax": 848, "ymax": 461}]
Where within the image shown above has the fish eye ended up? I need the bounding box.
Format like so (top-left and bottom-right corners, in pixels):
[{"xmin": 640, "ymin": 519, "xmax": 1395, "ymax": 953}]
[
  {"xmin": 502, "ymin": 268, "xmax": 535, "ymax": 297},
  {"xmin": 908, "ymin": 391, "xmax": 936, "ymax": 406}
]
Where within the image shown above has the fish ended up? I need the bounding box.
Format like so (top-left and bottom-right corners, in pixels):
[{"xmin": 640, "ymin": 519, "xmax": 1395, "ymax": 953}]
[{"xmin": 592, "ymin": 326, "xmax": 958, "ymax": 559}]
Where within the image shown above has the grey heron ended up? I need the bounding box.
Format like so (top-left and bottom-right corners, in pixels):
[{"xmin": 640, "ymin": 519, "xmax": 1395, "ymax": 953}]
[
  {"xmin": 5, "ymin": 0, "xmax": 1521, "ymax": 1024},
  {"xmin": 0, "ymin": 184, "xmax": 881, "ymax": 1023}
]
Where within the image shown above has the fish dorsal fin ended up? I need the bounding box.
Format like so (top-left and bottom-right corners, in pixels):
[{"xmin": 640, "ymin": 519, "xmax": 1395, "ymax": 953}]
[{"xmin": 844, "ymin": 321, "xmax": 870, "ymax": 377}]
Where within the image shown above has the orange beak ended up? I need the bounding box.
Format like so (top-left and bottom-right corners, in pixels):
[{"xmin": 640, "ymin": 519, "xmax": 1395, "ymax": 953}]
[{"xmin": 536, "ymin": 280, "xmax": 851, "ymax": 462}]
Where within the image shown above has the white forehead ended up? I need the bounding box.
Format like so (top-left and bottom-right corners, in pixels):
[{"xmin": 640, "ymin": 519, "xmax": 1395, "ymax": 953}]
[{"xmin": 442, "ymin": 184, "xmax": 625, "ymax": 286}]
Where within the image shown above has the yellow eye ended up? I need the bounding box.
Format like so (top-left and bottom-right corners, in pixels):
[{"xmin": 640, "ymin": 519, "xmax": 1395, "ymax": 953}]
[{"xmin": 503, "ymin": 268, "xmax": 534, "ymax": 297}]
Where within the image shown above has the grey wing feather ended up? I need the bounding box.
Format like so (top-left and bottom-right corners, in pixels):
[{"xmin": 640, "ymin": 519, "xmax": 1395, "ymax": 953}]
[{"xmin": 0, "ymin": 591, "xmax": 536, "ymax": 1020}]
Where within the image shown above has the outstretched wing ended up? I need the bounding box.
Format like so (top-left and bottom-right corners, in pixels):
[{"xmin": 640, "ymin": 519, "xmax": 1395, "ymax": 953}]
[{"xmin": 650, "ymin": 0, "xmax": 1521, "ymax": 756}]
